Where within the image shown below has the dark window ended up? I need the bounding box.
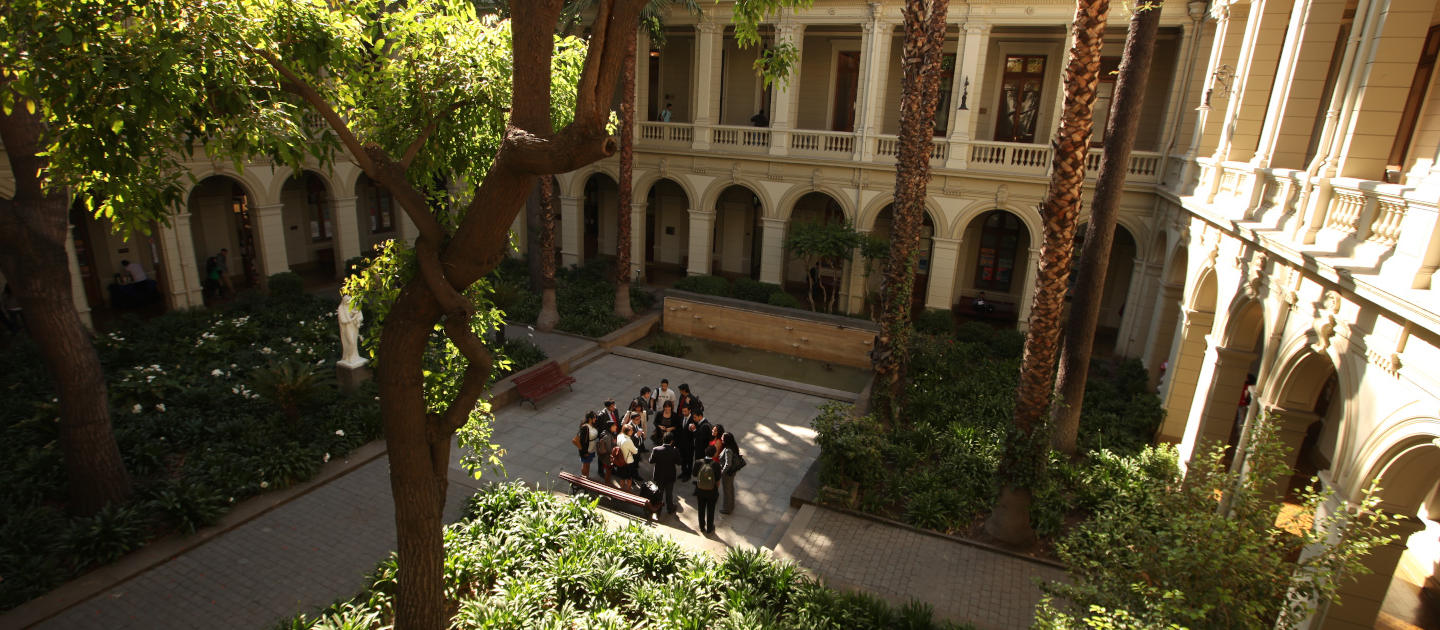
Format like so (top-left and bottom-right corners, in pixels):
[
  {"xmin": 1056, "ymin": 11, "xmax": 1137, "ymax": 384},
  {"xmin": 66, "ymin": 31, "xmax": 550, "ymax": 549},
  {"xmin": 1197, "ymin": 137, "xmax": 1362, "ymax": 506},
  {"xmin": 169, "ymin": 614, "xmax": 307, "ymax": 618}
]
[
  {"xmin": 994, "ymin": 55, "xmax": 1047, "ymax": 143},
  {"xmin": 307, "ymin": 176, "xmax": 331, "ymax": 242},
  {"xmin": 974, "ymin": 211, "xmax": 1022, "ymax": 291}
]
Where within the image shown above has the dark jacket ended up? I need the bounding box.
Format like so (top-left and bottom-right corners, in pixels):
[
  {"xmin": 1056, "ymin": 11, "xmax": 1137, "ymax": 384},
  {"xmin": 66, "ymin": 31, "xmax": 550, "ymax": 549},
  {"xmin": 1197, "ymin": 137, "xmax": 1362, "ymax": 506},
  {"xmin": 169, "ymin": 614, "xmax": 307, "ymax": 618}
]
[
  {"xmin": 689, "ymin": 419, "xmax": 712, "ymax": 460},
  {"xmin": 692, "ymin": 457, "xmax": 721, "ymax": 496},
  {"xmin": 647, "ymin": 443, "xmax": 679, "ymax": 484}
]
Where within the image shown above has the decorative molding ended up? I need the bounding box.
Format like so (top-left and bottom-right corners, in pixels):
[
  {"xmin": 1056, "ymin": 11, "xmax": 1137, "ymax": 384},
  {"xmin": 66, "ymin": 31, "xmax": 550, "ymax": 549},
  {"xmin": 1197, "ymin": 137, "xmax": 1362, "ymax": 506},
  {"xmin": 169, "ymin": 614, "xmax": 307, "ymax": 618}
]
[
  {"xmin": 996, "ymin": 184, "xmax": 1009, "ymax": 206},
  {"xmin": 1310, "ymin": 290, "xmax": 1343, "ymax": 353},
  {"xmin": 1366, "ymin": 348, "xmax": 1402, "ymax": 376},
  {"xmin": 1242, "ymin": 252, "xmax": 1267, "ymax": 299}
]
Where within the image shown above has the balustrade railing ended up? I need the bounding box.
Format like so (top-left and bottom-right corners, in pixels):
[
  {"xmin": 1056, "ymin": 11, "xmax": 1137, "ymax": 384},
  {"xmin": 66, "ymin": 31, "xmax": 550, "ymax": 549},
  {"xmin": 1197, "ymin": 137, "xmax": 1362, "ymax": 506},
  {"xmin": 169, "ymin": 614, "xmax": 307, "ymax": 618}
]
[
  {"xmin": 636, "ymin": 122, "xmax": 694, "ymax": 146},
  {"xmin": 969, "ymin": 141, "xmax": 1050, "ymax": 174},
  {"xmin": 710, "ymin": 125, "xmax": 770, "ymax": 152},
  {"xmin": 872, "ymin": 136, "xmax": 948, "ymax": 162},
  {"xmin": 789, "ymin": 130, "xmax": 855, "ymax": 157}
]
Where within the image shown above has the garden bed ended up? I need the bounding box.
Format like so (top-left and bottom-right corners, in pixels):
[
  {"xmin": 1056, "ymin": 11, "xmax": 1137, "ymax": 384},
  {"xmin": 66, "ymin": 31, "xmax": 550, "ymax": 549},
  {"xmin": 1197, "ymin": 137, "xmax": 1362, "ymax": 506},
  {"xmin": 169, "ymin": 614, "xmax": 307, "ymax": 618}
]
[
  {"xmin": 811, "ymin": 322, "xmax": 1169, "ymax": 555},
  {"xmin": 281, "ymin": 483, "xmax": 975, "ymax": 629}
]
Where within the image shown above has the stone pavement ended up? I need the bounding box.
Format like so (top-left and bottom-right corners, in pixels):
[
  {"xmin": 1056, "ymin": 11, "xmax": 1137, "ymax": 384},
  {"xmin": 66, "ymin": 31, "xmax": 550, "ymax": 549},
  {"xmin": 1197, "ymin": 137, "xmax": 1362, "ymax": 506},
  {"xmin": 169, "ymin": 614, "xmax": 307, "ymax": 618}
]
[
  {"xmin": 35, "ymin": 457, "xmax": 476, "ymax": 630},
  {"xmin": 470, "ymin": 352, "xmax": 840, "ymax": 550},
  {"xmin": 774, "ymin": 504, "xmax": 1065, "ymax": 630}
]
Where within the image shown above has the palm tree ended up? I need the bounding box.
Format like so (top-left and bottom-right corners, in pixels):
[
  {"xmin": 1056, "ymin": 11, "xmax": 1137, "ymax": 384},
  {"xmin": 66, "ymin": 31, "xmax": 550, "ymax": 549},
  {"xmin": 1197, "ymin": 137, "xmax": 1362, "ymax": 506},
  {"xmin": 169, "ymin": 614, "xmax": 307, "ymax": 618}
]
[
  {"xmin": 875, "ymin": 0, "xmax": 950, "ymax": 420},
  {"xmin": 985, "ymin": 0, "xmax": 1110, "ymax": 546},
  {"xmin": 1051, "ymin": 0, "xmax": 1165, "ymax": 455}
]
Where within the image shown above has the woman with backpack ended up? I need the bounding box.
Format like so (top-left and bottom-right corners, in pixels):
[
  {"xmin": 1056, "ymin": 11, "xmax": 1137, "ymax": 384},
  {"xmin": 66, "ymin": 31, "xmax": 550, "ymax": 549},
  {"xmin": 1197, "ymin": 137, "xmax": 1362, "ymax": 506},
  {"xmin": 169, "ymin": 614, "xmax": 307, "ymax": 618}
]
[
  {"xmin": 718, "ymin": 432, "xmax": 745, "ymax": 514},
  {"xmin": 574, "ymin": 411, "xmax": 599, "ymax": 479},
  {"xmin": 692, "ymin": 445, "xmax": 721, "ymax": 534}
]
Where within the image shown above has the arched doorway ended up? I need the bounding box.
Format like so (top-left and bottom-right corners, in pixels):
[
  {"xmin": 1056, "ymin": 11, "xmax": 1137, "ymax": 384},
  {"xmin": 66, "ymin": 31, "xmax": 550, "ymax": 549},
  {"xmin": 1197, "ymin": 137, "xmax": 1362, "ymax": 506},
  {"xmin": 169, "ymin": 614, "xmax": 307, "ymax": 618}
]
[
  {"xmin": 955, "ymin": 209, "xmax": 1030, "ymax": 317},
  {"xmin": 278, "ymin": 171, "xmax": 336, "ymax": 280},
  {"xmin": 712, "ymin": 185, "xmax": 763, "ymax": 280},
  {"xmin": 1156, "ymin": 260, "xmax": 1214, "ymax": 443},
  {"xmin": 644, "ymin": 178, "xmax": 689, "ymax": 282},
  {"xmin": 1070, "ymin": 224, "xmax": 1138, "ymax": 355},
  {"xmin": 1178, "ymin": 295, "xmax": 1265, "ymax": 465},
  {"xmin": 869, "ymin": 203, "xmax": 937, "ymax": 308},
  {"xmin": 69, "ymin": 199, "xmax": 164, "ymax": 313},
  {"xmin": 785, "ymin": 191, "xmax": 847, "ymax": 292},
  {"xmin": 355, "ymin": 173, "xmax": 398, "ymax": 253},
  {"xmin": 582, "ymin": 174, "xmax": 618, "ymax": 263},
  {"xmin": 188, "ymin": 175, "xmax": 259, "ymax": 300}
]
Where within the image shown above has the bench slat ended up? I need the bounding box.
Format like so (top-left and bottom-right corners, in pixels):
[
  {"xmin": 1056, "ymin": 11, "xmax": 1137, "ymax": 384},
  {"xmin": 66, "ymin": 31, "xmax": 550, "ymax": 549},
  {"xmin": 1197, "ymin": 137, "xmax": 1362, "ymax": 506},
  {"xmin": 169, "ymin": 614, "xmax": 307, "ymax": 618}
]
[
  {"xmin": 511, "ymin": 361, "xmax": 575, "ymax": 408},
  {"xmin": 558, "ymin": 471, "xmax": 648, "ymax": 507}
]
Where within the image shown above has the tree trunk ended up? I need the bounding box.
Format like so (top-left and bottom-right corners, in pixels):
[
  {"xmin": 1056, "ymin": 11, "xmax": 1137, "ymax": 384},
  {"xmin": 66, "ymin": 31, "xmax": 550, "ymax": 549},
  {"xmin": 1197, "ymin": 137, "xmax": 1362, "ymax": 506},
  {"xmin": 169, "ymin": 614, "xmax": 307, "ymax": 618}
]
[
  {"xmin": 537, "ymin": 176, "xmax": 560, "ymax": 331},
  {"xmin": 525, "ymin": 180, "xmax": 544, "ymax": 291},
  {"xmin": 0, "ymin": 105, "xmax": 133, "ymax": 516},
  {"xmin": 875, "ymin": 0, "xmax": 950, "ymax": 421},
  {"xmin": 1050, "ymin": 0, "xmax": 1164, "ymax": 456},
  {"xmin": 614, "ymin": 30, "xmax": 637, "ymax": 320},
  {"xmin": 985, "ymin": 0, "xmax": 1108, "ymax": 547}
]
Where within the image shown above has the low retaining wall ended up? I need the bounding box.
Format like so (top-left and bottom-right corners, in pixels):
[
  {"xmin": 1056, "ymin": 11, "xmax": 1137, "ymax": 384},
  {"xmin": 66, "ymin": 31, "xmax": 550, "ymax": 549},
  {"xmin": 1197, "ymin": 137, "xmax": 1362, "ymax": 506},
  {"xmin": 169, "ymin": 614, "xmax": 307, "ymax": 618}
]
[{"xmin": 661, "ymin": 292, "xmax": 877, "ymax": 369}]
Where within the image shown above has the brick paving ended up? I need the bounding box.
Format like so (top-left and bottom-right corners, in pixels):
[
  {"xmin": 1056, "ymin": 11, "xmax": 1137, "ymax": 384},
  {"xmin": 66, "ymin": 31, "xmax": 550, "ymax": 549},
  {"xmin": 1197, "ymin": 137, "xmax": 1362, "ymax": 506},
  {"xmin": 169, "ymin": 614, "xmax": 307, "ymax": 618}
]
[{"xmin": 774, "ymin": 505, "xmax": 1064, "ymax": 630}]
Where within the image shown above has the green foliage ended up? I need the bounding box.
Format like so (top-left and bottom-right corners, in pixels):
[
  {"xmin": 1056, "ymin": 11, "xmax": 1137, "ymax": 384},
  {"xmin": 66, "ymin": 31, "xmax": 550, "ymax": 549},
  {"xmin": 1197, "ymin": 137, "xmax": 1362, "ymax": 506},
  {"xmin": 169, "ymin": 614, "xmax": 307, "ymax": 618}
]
[
  {"xmin": 913, "ymin": 309, "xmax": 955, "ymax": 336},
  {"xmin": 768, "ymin": 291, "xmax": 804, "ymax": 309},
  {"xmin": 732, "ymin": 277, "xmax": 785, "ymax": 304},
  {"xmin": 1036, "ymin": 416, "xmax": 1399, "ymax": 630},
  {"xmin": 249, "ymin": 359, "xmax": 334, "ymax": 421},
  {"xmin": 647, "ymin": 333, "xmax": 693, "ymax": 358},
  {"xmin": 0, "ymin": 293, "xmax": 383, "ymax": 610},
  {"xmin": 494, "ymin": 338, "xmax": 547, "ymax": 380},
  {"xmin": 674, "ymin": 274, "xmax": 732, "ymax": 297},
  {"xmin": 267, "ymin": 272, "xmax": 306, "ymax": 299},
  {"xmin": 813, "ymin": 328, "xmax": 1168, "ymax": 538},
  {"xmin": 284, "ymin": 483, "xmax": 970, "ymax": 629}
]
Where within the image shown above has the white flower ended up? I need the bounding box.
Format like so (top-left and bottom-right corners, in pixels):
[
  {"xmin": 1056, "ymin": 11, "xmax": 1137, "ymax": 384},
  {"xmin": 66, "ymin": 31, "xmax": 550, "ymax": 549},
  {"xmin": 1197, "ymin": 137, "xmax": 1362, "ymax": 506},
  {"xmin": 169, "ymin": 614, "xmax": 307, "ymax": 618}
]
[
  {"xmin": 334, "ymin": 429, "xmax": 345, "ymax": 437},
  {"xmin": 131, "ymin": 404, "xmax": 142, "ymax": 414},
  {"xmin": 323, "ymin": 453, "xmax": 331, "ymax": 463},
  {"xmin": 155, "ymin": 403, "xmax": 167, "ymax": 412},
  {"xmin": 315, "ymin": 359, "xmax": 325, "ymax": 366},
  {"xmin": 230, "ymin": 363, "xmax": 237, "ymax": 369},
  {"xmin": 260, "ymin": 347, "xmax": 273, "ymax": 355},
  {"xmin": 150, "ymin": 364, "xmax": 160, "ymax": 370},
  {"xmin": 146, "ymin": 375, "xmax": 155, "ymax": 383},
  {"xmin": 228, "ymin": 497, "xmax": 235, "ymax": 503},
  {"xmin": 283, "ymin": 337, "xmax": 292, "ymax": 343},
  {"xmin": 259, "ymin": 481, "xmax": 270, "ymax": 489},
  {"xmin": 211, "ymin": 369, "xmax": 224, "ymax": 377},
  {"xmin": 527, "ymin": 325, "xmax": 535, "ymax": 331},
  {"xmin": 231, "ymin": 387, "xmax": 239, "ymax": 394}
]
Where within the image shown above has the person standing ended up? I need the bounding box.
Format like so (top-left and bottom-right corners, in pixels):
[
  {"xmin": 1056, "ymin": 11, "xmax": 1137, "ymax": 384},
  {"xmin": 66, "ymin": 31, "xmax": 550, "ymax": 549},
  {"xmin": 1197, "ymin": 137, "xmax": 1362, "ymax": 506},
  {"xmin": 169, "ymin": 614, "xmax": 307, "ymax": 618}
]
[
  {"xmin": 718, "ymin": 432, "xmax": 743, "ymax": 514},
  {"xmin": 659, "ymin": 102, "xmax": 673, "ymax": 122},
  {"xmin": 693, "ymin": 446, "xmax": 721, "ymax": 534},
  {"xmin": 575, "ymin": 411, "xmax": 599, "ymax": 479},
  {"xmin": 596, "ymin": 420, "xmax": 616, "ymax": 485},
  {"xmin": 688, "ymin": 410, "xmax": 712, "ymax": 480},
  {"xmin": 600, "ymin": 398, "xmax": 621, "ymax": 428},
  {"xmin": 652, "ymin": 400, "xmax": 678, "ymax": 446},
  {"xmin": 121, "ymin": 259, "xmax": 147, "ymax": 283},
  {"xmin": 676, "ymin": 404, "xmax": 696, "ymax": 482},
  {"xmin": 647, "ymin": 433, "xmax": 681, "ymax": 515},
  {"xmin": 216, "ymin": 248, "xmax": 234, "ymax": 294},
  {"xmin": 677, "ymin": 383, "xmax": 703, "ymax": 416},
  {"xmin": 655, "ymin": 378, "xmax": 677, "ymax": 414},
  {"xmin": 616, "ymin": 424, "xmax": 639, "ymax": 492}
]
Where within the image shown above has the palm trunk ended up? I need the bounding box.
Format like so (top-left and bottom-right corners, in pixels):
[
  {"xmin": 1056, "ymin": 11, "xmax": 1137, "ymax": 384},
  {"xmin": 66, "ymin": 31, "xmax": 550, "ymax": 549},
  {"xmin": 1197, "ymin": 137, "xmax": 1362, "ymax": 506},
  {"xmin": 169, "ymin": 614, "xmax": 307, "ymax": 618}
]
[
  {"xmin": 0, "ymin": 104, "xmax": 132, "ymax": 516},
  {"xmin": 614, "ymin": 31, "xmax": 637, "ymax": 320},
  {"xmin": 876, "ymin": 0, "xmax": 950, "ymax": 420},
  {"xmin": 1051, "ymin": 0, "xmax": 1164, "ymax": 455},
  {"xmin": 525, "ymin": 181, "xmax": 544, "ymax": 291},
  {"xmin": 537, "ymin": 176, "xmax": 559, "ymax": 331},
  {"xmin": 986, "ymin": 0, "xmax": 1109, "ymax": 546}
]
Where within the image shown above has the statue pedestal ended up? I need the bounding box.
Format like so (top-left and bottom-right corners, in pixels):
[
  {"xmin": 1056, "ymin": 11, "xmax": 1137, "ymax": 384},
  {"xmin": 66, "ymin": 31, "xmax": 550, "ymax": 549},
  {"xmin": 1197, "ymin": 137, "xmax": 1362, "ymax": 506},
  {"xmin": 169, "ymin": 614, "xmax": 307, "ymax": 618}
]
[{"xmin": 336, "ymin": 359, "xmax": 371, "ymax": 390}]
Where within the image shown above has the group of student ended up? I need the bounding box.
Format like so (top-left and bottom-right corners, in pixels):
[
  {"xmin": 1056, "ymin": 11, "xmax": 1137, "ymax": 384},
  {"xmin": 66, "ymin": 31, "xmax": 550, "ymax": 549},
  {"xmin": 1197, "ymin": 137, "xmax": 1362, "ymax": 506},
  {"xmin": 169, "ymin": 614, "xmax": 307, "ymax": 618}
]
[{"xmin": 572, "ymin": 379, "xmax": 746, "ymax": 534}]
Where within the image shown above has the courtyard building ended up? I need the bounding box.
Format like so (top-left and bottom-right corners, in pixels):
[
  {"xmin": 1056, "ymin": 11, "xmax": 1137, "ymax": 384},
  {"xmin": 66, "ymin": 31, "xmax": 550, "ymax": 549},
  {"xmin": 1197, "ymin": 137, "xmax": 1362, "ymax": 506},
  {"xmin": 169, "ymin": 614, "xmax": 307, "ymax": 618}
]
[{"xmin": 4, "ymin": 0, "xmax": 1440, "ymax": 627}]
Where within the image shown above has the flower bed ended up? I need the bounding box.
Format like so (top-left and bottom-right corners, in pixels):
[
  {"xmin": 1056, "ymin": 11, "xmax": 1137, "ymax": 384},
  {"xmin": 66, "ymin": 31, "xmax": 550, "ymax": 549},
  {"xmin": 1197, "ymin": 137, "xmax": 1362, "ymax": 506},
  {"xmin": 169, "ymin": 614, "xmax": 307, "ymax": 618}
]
[
  {"xmin": 813, "ymin": 322, "xmax": 1169, "ymax": 543},
  {"xmin": 281, "ymin": 483, "xmax": 974, "ymax": 629},
  {"xmin": 0, "ymin": 291, "xmax": 383, "ymax": 611}
]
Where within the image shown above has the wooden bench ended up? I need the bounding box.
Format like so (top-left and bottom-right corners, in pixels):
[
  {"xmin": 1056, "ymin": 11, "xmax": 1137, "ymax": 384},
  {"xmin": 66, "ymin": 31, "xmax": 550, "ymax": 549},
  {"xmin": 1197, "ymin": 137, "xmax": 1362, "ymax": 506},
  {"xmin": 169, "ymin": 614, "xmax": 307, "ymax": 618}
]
[
  {"xmin": 954, "ymin": 299, "xmax": 1017, "ymax": 322},
  {"xmin": 511, "ymin": 360, "xmax": 575, "ymax": 408},
  {"xmin": 558, "ymin": 471, "xmax": 655, "ymax": 515}
]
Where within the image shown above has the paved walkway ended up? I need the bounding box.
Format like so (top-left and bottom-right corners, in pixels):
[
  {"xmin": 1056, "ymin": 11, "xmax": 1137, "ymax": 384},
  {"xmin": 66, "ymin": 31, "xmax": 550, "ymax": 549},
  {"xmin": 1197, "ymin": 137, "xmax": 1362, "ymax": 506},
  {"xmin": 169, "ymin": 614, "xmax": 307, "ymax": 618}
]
[{"xmin": 774, "ymin": 505, "xmax": 1063, "ymax": 630}]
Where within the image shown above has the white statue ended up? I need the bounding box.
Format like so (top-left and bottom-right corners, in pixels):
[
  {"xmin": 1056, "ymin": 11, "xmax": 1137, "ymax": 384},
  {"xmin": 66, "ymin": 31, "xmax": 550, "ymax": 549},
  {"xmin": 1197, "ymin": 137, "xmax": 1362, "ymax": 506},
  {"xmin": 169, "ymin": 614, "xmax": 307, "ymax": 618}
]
[{"xmin": 337, "ymin": 295, "xmax": 367, "ymax": 369}]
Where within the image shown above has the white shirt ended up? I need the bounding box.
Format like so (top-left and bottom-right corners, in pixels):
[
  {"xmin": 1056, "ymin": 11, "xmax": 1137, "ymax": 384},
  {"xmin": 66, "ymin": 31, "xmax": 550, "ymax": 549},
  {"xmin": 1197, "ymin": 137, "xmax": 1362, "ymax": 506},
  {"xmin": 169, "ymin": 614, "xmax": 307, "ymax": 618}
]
[
  {"xmin": 660, "ymin": 108, "xmax": 672, "ymax": 122},
  {"xmin": 655, "ymin": 386, "xmax": 677, "ymax": 413},
  {"xmin": 617, "ymin": 434, "xmax": 638, "ymax": 464},
  {"xmin": 585, "ymin": 424, "xmax": 599, "ymax": 454},
  {"xmin": 126, "ymin": 262, "xmax": 148, "ymax": 282}
]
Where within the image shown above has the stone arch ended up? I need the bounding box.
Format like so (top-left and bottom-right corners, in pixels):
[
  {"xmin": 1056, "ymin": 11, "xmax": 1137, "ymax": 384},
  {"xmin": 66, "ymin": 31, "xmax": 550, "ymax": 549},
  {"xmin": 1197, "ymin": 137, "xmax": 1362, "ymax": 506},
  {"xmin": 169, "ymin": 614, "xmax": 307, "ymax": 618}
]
[
  {"xmin": 581, "ymin": 172, "xmax": 620, "ymax": 263},
  {"xmin": 776, "ymin": 185, "xmax": 856, "ymax": 223},
  {"xmin": 270, "ymin": 165, "xmax": 340, "ymax": 208},
  {"xmin": 353, "ymin": 172, "xmax": 400, "ymax": 251},
  {"xmin": 699, "ymin": 177, "xmax": 771, "ymax": 217},
  {"xmin": 186, "ymin": 174, "xmax": 262, "ymax": 297},
  {"xmin": 953, "ymin": 208, "xmax": 1034, "ymax": 308},
  {"xmin": 634, "ymin": 171, "xmax": 695, "ymax": 210},
  {"xmin": 1187, "ymin": 265, "xmax": 1218, "ymax": 313},
  {"xmin": 183, "ymin": 168, "xmax": 265, "ymax": 208},
  {"xmin": 1149, "ymin": 229, "xmax": 1169, "ymax": 265},
  {"xmin": 857, "ymin": 194, "xmax": 946, "ymax": 236},
  {"xmin": 949, "ymin": 200, "xmax": 1040, "ymax": 244},
  {"xmin": 708, "ymin": 183, "xmax": 766, "ymax": 279},
  {"xmin": 1266, "ymin": 339, "xmax": 1355, "ymax": 482},
  {"xmin": 783, "ymin": 190, "xmax": 852, "ymax": 288},
  {"xmin": 568, "ymin": 164, "xmax": 619, "ymax": 199},
  {"xmin": 277, "ymin": 169, "xmax": 340, "ymax": 278},
  {"xmin": 1218, "ymin": 295, "xmax": 1266, "ymax": 350},
  {"xmin": 642, "ymin": 177, "xmax": 692, "ymax": 275}
]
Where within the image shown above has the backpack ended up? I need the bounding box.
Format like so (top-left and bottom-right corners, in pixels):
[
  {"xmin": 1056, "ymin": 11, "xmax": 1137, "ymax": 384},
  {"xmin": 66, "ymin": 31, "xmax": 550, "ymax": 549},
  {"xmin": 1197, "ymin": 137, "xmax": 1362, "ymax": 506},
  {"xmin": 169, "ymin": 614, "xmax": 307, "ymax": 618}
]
[
  {"xmin": 573, "ymin": 425, "xmax": 588, "ymax": 452},
  {"xmin": 695, "ymin": 460, "xmax": 717, "ymax": 491},
  {"xmin": 611, "ymin": 445, "xmax": 626, "ymax": 469}
]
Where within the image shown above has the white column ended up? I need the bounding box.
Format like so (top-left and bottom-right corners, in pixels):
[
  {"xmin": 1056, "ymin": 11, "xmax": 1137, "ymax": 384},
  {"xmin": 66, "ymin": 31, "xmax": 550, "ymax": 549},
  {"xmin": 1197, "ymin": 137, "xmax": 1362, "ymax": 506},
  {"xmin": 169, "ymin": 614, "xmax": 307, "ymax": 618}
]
[
  {"xmin": 692, "ymin": 20, "xmax": 724, "ymax": 150},
  {"xmin": 559, "ymin": 194, "xmax": 581, "ymax": 267},
  {"xmin": 758, "ymin": 217, "xmax": 787, "ymax": 284},
  {"xmin": 1015, "ymin": 247, "xmax": 1040, "ymax": 331},
  {"xmin": 768, "ymin": 22, "xmax": 805, "ymax": 156},
  {"xmin": 629, "ymin": 201, "xmax": 646, "ymax": 281},
  {"xmin": 686, "ymin": 208, "xmax": 716, "ymax": 276},
  {"xmin": 924, "ymin": 236, "xmax": 961, "ymax": 310},
  {"xmin": 251, "ymin": 203, "xmax": 290, "ymax": 282},
  {"xmin": 1212, "ymin": 0, "xmax": 1277, "ymax": 164},
  {"xmin": 855, "ymin": 6, "xmax": 895, "ymax": 161},
  {"xmin": 163, "ymin": 212, "xmax": 204, "ymax": 308},
  {"xmin": 636, "ymin": 31, "xmax": 651, "ymax": 122},
  {"xmin": 1176, "ymin": 342, "xmax": 1258, "ymax": 467},
  {"xmin": 396, "ymin": 209, "xmax": 419, "ymax": 245},
  {"xmin": 331, "ymin": 195, "xmax": 361, "ymax": 276},
  {"xmin": 65, "ymin": 220, "xmax": 93, "ymax": 328},
  {"xmin": 945, "ymin": 24, "xmax": 991, "ymax": 169}
]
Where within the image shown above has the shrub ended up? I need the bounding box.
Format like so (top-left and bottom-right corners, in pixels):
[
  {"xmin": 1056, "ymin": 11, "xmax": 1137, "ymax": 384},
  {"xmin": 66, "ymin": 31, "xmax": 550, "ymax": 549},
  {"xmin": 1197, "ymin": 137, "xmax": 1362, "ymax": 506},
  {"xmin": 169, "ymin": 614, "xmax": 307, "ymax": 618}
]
[
  {"xmin": 648, "ymin": 333, "xmax": 692, "ymax": 358},
  {"xmin": 285, "ymin": 484, "xmax": 971, "ymax": 629},
  {"xmin": 340, "ymin": 256, "xmax": 368, "ymax": 282},
  {"xmin": 496, "ymin": 338, "xmax": 547, "ymax": 379},
  {"xmin": 913, "ymin": 308, "xmax": 955, "ymax": 336},
  {"xmin": 674, "ymin": 274, "xmax": 731, "ymax": 297},
  {"xmin": 629, "ymin": 285, "xmax": 656, "ymax": 312},
  {"xmin": 732, "ymin": 277, "xmax": 783, "ymax": 303},
  {"xmin": 266, "ymin": 271, "xmax": 306, "ymax": 298},
  {"xmin": 767, "ymin": 291, "xmax": 803, "ymax": 309}
]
